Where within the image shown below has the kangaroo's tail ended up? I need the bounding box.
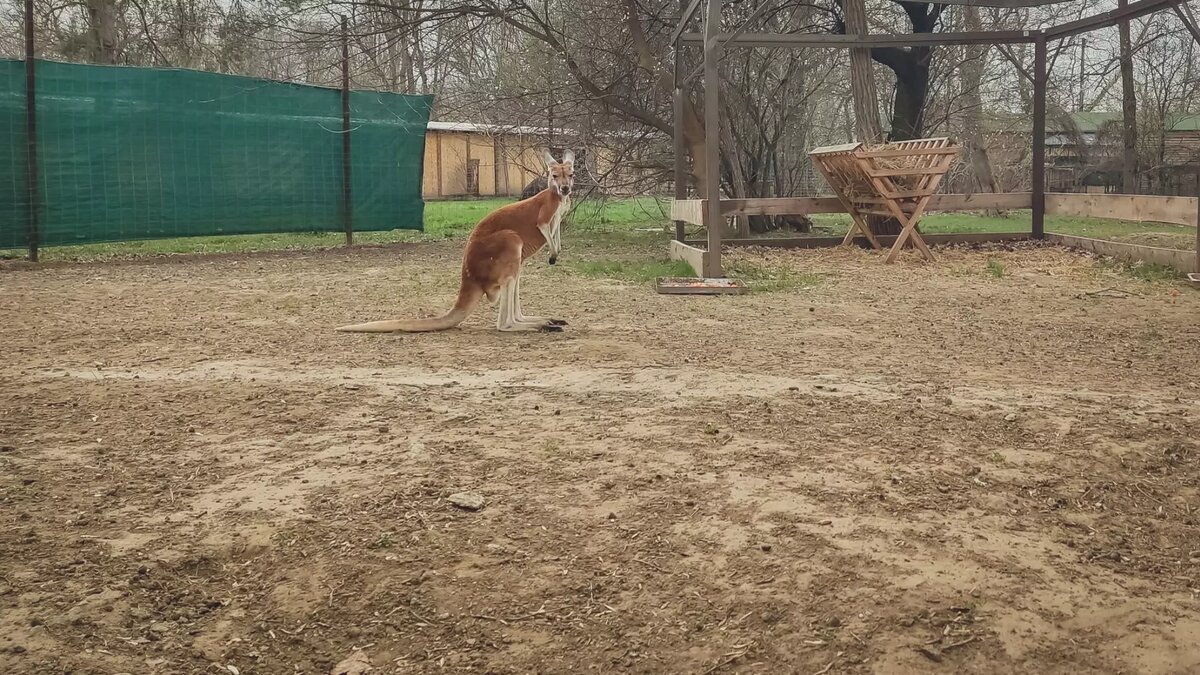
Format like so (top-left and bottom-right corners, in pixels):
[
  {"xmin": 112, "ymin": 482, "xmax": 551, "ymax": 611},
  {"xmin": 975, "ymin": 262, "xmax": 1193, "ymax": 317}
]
[{"xmin": 335, "ymin": 282, "xmax": 483, "ymax": 333}]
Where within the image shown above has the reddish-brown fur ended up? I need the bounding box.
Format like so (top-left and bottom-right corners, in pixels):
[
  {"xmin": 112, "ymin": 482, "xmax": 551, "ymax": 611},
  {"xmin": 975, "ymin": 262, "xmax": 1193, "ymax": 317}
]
[
  {"xmin": 462, "ymin": 189, "xmax": 564, "ymax": 300},
  {"xmin": 336, "ymin": 156, "xmax": 574, "ymax": 333}
]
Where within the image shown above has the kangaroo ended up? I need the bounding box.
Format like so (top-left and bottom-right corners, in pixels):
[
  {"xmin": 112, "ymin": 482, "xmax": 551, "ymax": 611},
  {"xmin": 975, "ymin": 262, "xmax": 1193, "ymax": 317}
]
[{"xmin": 336, "ymin": 149, "xmax": 574, "ymax": 333}]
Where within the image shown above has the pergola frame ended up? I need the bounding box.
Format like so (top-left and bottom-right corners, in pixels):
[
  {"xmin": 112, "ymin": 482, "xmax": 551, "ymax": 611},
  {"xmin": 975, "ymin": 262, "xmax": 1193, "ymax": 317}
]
[{"xmin": 671, "ymin": 0, "xmax": 1200, "ymax": 277}]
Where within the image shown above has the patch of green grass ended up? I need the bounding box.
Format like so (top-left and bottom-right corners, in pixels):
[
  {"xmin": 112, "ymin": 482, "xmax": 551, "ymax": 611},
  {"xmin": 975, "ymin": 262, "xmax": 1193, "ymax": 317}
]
[
  {"xmin": 985, "ymin": 257, "xmax": 1005, "ymax": 278},
  {"xmin": 809, "ymin": 210, "xmax": 1196, "ymax": 247},
  {"xmin": 10, "ymin": 196, "xmax": 1193, "ymax": 264},
  {"xmin": 566, "ymin": 259, "xmax": 694, "ymax": 283},
  {"xmin": 4, "ymin": 197, "xmax": 672, "ymax": 262}
]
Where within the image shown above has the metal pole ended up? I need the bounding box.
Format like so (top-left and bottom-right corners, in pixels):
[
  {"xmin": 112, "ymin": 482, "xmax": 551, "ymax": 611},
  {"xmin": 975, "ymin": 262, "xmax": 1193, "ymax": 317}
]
[
  {"xmin": 702, "ymin": 0, "xmax": 722, "ymax": 277},
  {"xmin": 24, "ymin": 0, "xmax": 39, "ymax": 262},
  {"xmin": 1194, "ymin": 172, "xmax": 1199, "ymax": 274},
  {"xmin": 673, "ymin": 0, "xmax": 687, "ymax": 242},
  {"xmin": 1032, "ymin": 33, "xmax": 1047, "ymax": 240},
  {"xmin": 341, "ymin": 15, "xmax": 353, "ymax": 246}
]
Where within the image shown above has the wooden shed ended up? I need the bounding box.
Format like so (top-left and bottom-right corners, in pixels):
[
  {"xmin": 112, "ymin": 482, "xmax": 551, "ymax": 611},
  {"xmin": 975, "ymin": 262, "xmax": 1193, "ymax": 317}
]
[{"xmin": 422, "ymin": 122, "xmax": 623, "ymax": 200}]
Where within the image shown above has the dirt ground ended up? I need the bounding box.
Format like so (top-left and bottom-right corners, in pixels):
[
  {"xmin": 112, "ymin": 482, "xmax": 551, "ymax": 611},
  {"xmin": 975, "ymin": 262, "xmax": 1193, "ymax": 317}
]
[{"xmin": 2, "ymin": 239, "xmax": 1199, "ymax": 675}]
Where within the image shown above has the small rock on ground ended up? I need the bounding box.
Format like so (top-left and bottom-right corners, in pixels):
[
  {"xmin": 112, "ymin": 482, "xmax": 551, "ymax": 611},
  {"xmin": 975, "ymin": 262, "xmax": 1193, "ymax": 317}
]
[
  {"xmin": 448, "ymin": 492, "xmax": 485, "ymax": 511},
  {"xmin": 331, "ymin": 649, "xmax": 372, "ymax": 675}
]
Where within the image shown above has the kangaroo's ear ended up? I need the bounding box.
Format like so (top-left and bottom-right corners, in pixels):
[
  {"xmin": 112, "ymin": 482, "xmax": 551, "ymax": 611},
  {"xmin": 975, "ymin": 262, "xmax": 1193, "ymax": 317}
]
[
  {"xmin": 543, "ymin": 150, "xmax": 558, "ymax": 168},
  {"xmin": 562, "ymin": 149, "xmax": 575, "ymax": 165}
]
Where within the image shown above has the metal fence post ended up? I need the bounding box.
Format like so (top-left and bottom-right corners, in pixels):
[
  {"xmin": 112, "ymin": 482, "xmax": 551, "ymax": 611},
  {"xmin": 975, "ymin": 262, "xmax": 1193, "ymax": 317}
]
[
  {"xmin": 341, "ymin": 15, "xmax": 353, "ymax": 246},
  {"xmin": 1032, "ymin": 33, "xmax": 1047, "ymax": 240},
  {"xmin": 24, "ymin": 0, "xmax": 39, "ymax": 262}
]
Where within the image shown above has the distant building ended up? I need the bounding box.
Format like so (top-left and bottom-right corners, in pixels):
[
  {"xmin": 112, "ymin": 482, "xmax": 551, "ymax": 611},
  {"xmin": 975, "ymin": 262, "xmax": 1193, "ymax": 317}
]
[
  {"xmin": 422, "ymin": 122, "xmax": 631, "ymax": 200},
  {"xmin": 1044, "ymin": 112, "xmax": 1200, "ymax": 194}
]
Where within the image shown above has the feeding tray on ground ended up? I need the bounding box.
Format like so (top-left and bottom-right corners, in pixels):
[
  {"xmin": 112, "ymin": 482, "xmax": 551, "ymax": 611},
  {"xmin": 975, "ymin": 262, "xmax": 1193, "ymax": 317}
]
[
  {"xmin": 656, "ymin": 277, "xmax": 746, "ymax": 295},
  {"xmin": 1188, "ymin": 273, "xmax": 1200, "ymax": 287}
]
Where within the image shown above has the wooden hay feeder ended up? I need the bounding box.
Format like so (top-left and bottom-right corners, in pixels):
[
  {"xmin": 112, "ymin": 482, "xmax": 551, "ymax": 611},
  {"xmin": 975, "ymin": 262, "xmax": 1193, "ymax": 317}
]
[{"xmin": 810, "ymin": 137, "xmax": 961, "ymax": 263}]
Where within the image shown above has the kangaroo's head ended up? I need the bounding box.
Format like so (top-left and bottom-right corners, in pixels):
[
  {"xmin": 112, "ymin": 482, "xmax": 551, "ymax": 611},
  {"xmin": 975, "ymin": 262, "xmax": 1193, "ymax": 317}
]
[{"xmin": 544, "ymin": 149, "xmax": 575, "ymax": 198}]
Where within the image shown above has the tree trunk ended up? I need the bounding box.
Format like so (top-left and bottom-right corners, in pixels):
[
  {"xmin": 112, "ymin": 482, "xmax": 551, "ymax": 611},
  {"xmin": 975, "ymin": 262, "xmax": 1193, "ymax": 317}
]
[
  {"xmin": 843, "ymin": 0, "xmax": 883, "ymax": 143},
  {"xmin": 961, "ymin": 6, "xmax": 1000, "ymax": 201},
  {"xmin": 719, "ymin": 101, "xmax": 753, "ymax": 235},
  {"xmin": 842, "ymin": 0, "xmax": 897, "ymax": 235},
  {"xmin": 889, "ymin": 61, "xmax": 929, "ymax": 141},
  {"xmin": 1118, "ymin": 13, "xmax": 1138, "ymax": 194},
  {"xmin": 86, "ymin": 0, "xmax": 120, "ymax": 64}
]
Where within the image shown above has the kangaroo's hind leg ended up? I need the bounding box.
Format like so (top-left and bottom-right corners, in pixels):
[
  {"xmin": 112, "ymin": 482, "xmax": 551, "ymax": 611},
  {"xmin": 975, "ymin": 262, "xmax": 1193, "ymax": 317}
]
[
  {"xmin": 497, "ymin": 274, "xmax": 561, "ymax": 332},
  {"xmin": 511, "ymin": 275, "xmax": 567, "ymax": 327},
  {"xmin": 471, "ymin": 231, "xmax": 563, "ymax": 332}
]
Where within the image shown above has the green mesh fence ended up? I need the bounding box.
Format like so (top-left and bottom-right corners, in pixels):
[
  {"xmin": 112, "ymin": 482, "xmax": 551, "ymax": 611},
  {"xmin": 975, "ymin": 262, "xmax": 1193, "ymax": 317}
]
[{"xmin": 0, "ymin": 59, "xmax": 432, "ymax": 249}]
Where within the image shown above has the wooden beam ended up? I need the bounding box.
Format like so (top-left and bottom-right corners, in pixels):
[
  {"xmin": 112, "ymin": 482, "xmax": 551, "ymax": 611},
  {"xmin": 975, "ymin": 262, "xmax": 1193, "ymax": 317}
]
[
  {"xmin": 1047, "ymin": 233, "xmax": 1197, "ymax": 274},
  {"xmin": 1044, "ymin": 0, "xmax": 1176, "ymax": 40},
  {"xmin": 674, "ymin": 192, "xmax": 1033, "ymax": 218},
  {"xmin": 718, "ymin": 197, "xmax": 845, "ymax": 216},
  {"xmin": 702, "ymin": 0, "xmax": 722, "ymax": 277},
  {"xmin": 1173, "ymin": 0, "xmax": 1200, "ymax": 46},
  {"xmin": 671, "ymin": 199, "xmax": 706, "ymax": 225},
  {"xmin": 1045, "ymin": 193, "xmax": 1199, "ymax": 228},
  {"xmin": 673, "ymin": 1, "xmax": 688, "ymax": 243},
  {"xmin": 931, "ymin": 192, "xmax": 1034, "ymax": 211},
  {"xmin": 668, "ymin": 239, "xmax": 708, "ymax": 276},
  {"xmin": 684, "ymin": 232, "xmax": 1032, "ymax": 249},
  {"xmin": 668, "ymin": 0, "xmax": 705, "ymax": 47},
  {"xmin": 681, "ymin": 30, "xmax": 1037, "ymax": 49}
]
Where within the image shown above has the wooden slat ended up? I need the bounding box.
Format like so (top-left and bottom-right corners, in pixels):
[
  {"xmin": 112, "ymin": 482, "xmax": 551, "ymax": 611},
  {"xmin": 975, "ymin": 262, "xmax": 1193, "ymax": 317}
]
[
  {"xmin": 1045, "ymin": 193, "xmax": 1199, "ymax": 228},
  {"xmin": 810, "ymin": 142, "xmax": 862, "ymax": 156},
  {"xmin": 859, "ymin": 208, "xmax": 906, "ymax": 218},
  {"xmin": 864, "ymin": 166, "xmax": 953, "ymax": 178},
  {"xmin": 857, "ymin": 147, "xmax": 961, "ymax": 159},
  {"xmin": 672, "ymin": 192, "xmax": 1035, "ymax": 222},
  {"xmin": 668, "ymin": 239, "xmax": 708, "ymax": 276},
  {"xmin": 1047, "ymin": 233, "xmax": 1197, "ymax": 273},
  {"xmin": 683, "ymin": 232, "xmax": 1031, "ymax": 249},
  {"xmin": 930, "ymin": 192, "xmax": 1032, "ymax": 211},
  {"xmin": 718, "ymin": 197, "xmax": 846, "ymax": 216},
  {"xmin": 670, "ymin": 199, "xmax": 706, "ymax": 226}
]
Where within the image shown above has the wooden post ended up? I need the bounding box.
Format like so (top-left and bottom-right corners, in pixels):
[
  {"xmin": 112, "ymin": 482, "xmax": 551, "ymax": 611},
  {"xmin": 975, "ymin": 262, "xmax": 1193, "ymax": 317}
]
[
  {"xmin": 673, "ymin": 1, "xmax": 687, "ymax": 243},
  {"xmin": 1194, "ymin": 172, "xmax": 1199, "ymax": 274},
  {"xmin": 1032, "ymin": 33, "xmax": 1047, "ymax": 240},
  {"xmin": 340, "ymin": 15, "xmax": 353, "ymax": 245},
  {"xmin": 465, "ymin": 134, "xmax": 472, "ymax": 195},
  {"xmin": 702, "ymin": 0, "xmax": 722, "ymax": 277},
  {"xmin": 24, "ymin": 0, "xmax": 39, "ymax": 262},
  {"xmin": 496, "ymin": 137, "xmax": 507, "ymax": 195},
  {"xmin": 435, "ymin": 132, "xmax": 443, "ymax": 197},
  {"xmin": 673, "ymin": 85, "xmax": 687, "ymax": 242}
]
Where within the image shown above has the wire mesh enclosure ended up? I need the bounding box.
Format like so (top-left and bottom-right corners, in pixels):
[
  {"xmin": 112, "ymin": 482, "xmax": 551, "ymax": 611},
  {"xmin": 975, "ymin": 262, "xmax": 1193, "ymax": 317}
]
[{"xmin": 1, "ymin": 59, "xmax": 432, "ymax": 250}]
